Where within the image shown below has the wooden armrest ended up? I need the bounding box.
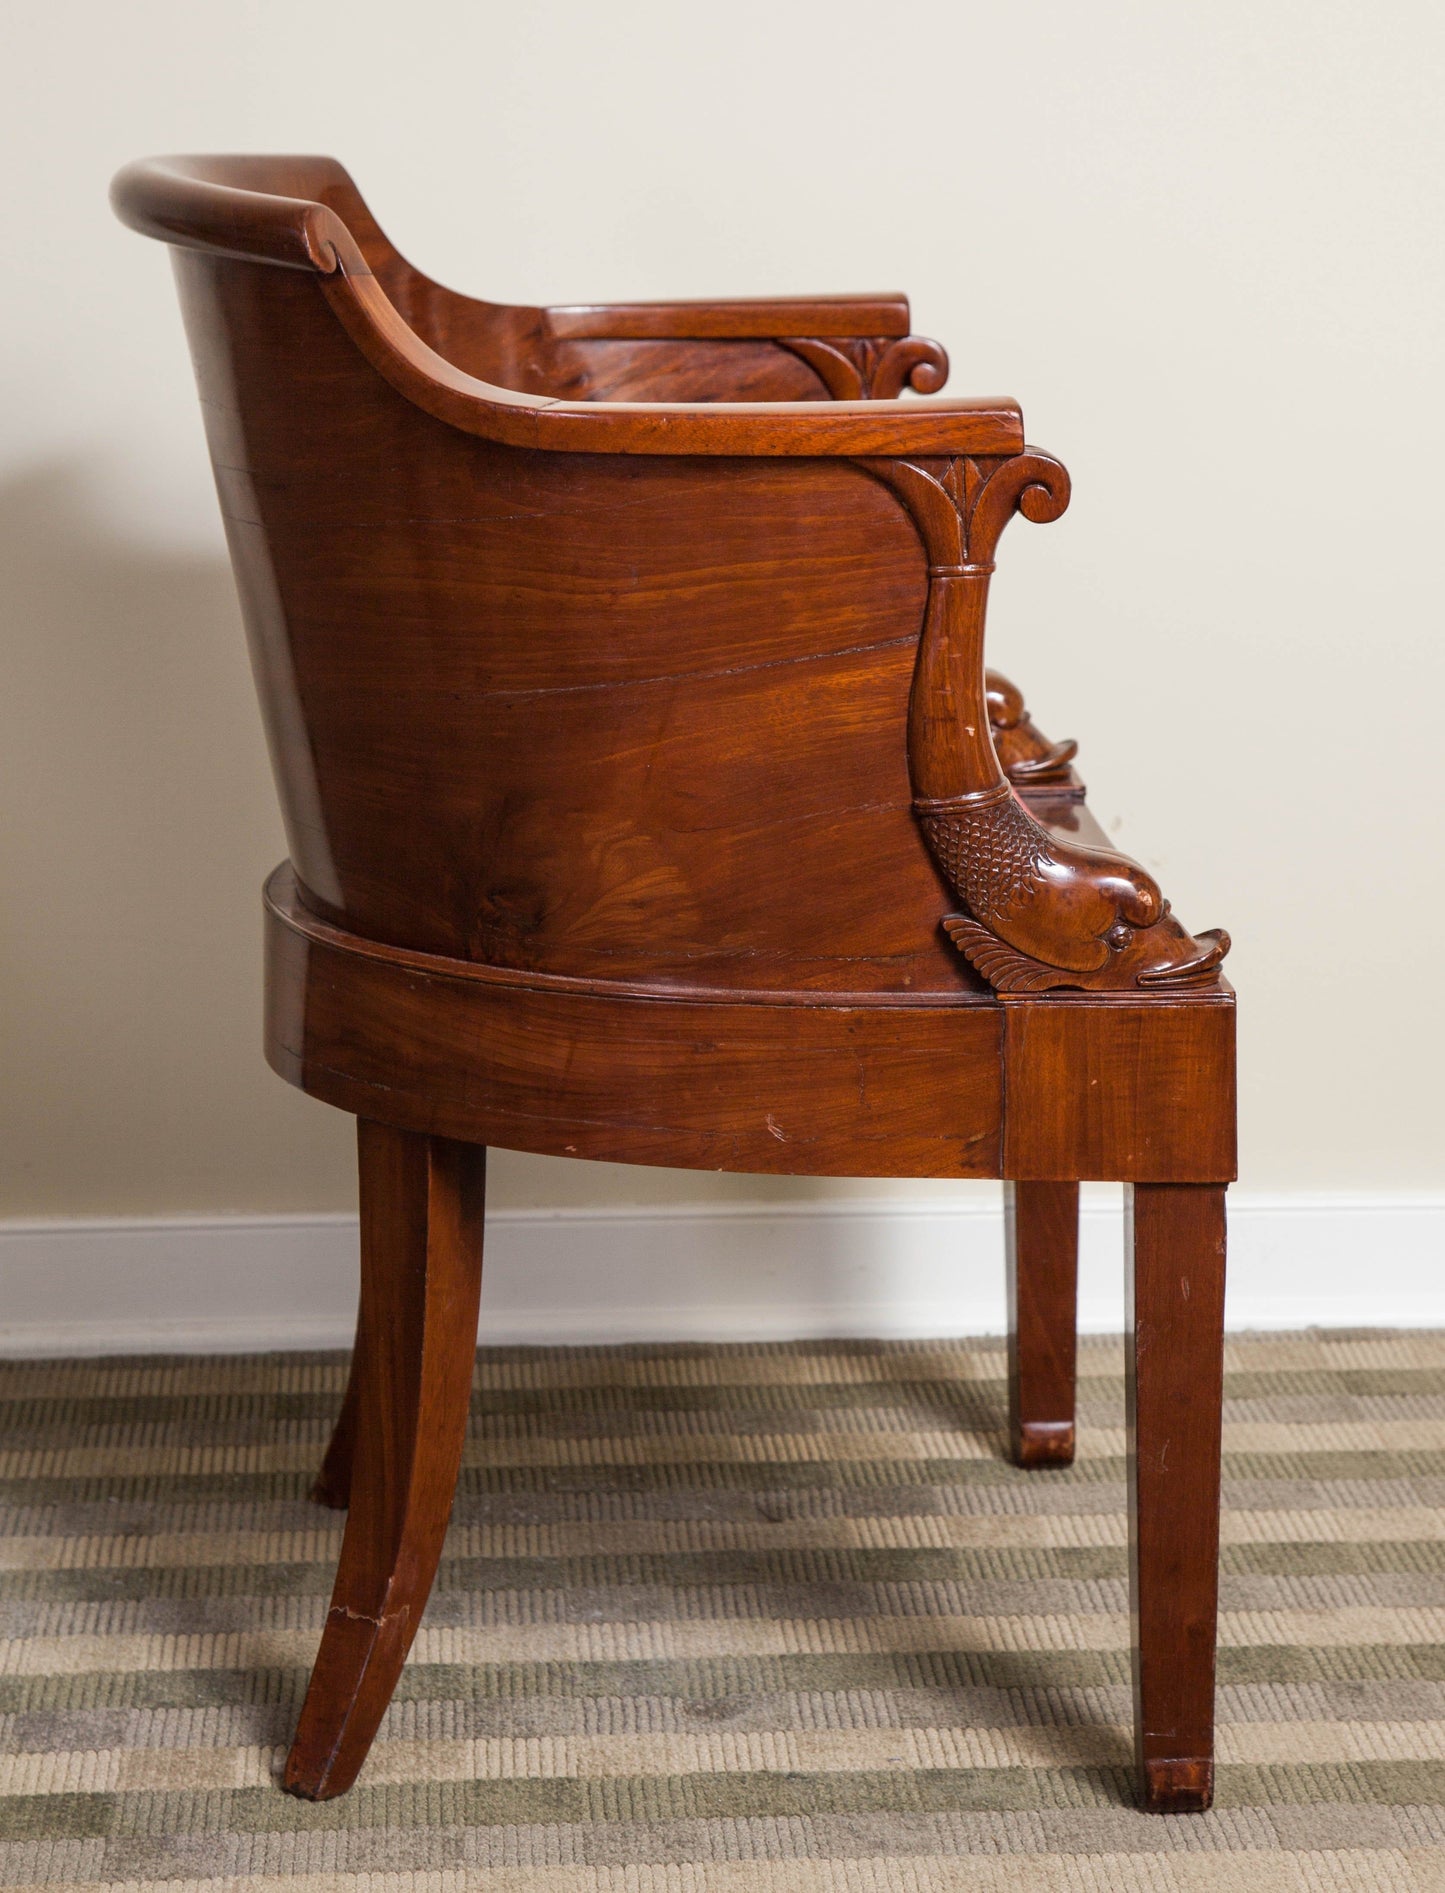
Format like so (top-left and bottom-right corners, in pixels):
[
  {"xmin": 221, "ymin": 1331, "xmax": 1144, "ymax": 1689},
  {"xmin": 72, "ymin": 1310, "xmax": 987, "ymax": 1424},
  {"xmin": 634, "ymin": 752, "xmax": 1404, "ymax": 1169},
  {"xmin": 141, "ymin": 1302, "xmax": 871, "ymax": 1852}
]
[
  {"xmin": 544, "ymin": 295, "xmax": 912, "ymax": 341},
  {"xmin": 330, "ymin": 269, "xmax": 1016, "ymax": 456},
  {"xmin": 545, "ymin": 300, "xmax": 951, "ymax": 403}
]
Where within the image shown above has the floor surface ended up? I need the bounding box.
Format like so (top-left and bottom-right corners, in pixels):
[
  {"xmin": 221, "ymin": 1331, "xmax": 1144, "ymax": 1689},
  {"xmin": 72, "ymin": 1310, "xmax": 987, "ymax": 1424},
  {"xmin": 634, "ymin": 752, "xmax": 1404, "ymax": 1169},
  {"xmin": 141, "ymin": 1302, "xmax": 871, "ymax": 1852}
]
[{"xmin": 1, "ymin": 1331, "xmax": 1444, "ymax": 1889}]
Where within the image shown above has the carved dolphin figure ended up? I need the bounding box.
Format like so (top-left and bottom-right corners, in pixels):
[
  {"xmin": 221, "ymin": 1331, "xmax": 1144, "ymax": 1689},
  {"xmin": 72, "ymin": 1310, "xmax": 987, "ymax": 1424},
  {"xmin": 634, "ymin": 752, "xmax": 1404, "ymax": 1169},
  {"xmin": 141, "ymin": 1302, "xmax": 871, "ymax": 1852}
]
[
  {"xmin": 919, "ymin": 782, "xmax": 1157, "ymax": 972},
  {"xmin": 861, "ymin": 449, "xmax": 1230, "ymax": 994},
  {"xmin": 922, "ymin": 782, "xmax": 1229, "ymax": 993}
]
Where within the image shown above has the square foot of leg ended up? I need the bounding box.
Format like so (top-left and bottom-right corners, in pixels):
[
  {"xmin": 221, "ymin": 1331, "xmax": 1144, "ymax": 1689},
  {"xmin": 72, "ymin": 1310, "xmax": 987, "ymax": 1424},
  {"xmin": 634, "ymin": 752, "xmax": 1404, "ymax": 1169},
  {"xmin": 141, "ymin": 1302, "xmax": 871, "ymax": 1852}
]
[
  {"xmin": 1141, "ymin": 1756, "xmax": 1214, "ymax": 1813},
  {"xmin": 309, "ymin": 1468, "xmax": 350, "ymax": 1510},
  {"xmin": 1012, "ymin": 1420, "xmax": 1075, "ymax": 1468}
]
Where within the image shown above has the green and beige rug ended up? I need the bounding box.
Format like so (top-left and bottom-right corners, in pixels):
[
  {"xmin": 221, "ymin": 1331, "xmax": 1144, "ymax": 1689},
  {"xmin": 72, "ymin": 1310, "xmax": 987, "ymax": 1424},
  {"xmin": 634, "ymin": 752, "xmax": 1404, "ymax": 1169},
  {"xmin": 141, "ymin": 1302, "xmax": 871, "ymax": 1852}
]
[{"xmin": 2, "ymin": 1330, "xmax": 1445, "ymax": 1890}]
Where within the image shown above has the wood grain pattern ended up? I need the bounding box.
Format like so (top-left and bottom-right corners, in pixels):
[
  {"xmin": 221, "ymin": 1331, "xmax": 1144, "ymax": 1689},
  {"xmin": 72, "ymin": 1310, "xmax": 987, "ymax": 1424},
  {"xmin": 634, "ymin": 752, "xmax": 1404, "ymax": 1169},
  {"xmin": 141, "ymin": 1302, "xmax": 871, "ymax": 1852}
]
[
  {"xmin": 1001, "ymin": 994, "xmax": 1237, "ymax": 1183},
  {"xmin": 168, "ymin": 246, "xmax": 995, "ymax": 991},
  {"xmin": 115, "ymin": 151, "xmax": 1236, "ymax": 1813},
  {"xmin": 1126, "ymin": 1183, "xmax": 1228, "ymax": 1813},
  {"xmin": 264, "ymin": 867, "xmax": 1003, "ymax": 1177}
]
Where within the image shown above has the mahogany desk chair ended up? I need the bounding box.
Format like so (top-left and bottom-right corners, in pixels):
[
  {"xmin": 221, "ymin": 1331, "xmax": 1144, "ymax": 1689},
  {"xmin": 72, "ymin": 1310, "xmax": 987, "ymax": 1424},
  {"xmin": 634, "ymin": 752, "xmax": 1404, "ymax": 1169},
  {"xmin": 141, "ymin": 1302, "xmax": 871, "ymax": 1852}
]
[{"xmin": 112, "ymin": 155, "xmax": 1235, "ymax": 1813}]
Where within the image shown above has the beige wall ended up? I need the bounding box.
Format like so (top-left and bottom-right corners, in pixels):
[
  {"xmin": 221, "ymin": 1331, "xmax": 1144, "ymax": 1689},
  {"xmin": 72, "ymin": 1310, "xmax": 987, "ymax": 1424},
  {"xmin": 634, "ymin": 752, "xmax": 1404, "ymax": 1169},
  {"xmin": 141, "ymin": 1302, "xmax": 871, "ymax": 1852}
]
[{"xmin": 3, "ymin": 0, "xmax": 1442, "ymax": 1219}]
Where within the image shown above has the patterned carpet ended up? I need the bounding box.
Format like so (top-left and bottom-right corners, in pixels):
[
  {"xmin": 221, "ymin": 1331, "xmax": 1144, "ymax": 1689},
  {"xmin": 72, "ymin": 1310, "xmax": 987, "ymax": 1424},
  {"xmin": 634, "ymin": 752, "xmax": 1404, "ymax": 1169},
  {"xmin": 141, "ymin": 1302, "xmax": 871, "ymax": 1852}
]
[{"xmin": 2, "ymin": 1332, "xmax": 1445, "ymax": 1890}]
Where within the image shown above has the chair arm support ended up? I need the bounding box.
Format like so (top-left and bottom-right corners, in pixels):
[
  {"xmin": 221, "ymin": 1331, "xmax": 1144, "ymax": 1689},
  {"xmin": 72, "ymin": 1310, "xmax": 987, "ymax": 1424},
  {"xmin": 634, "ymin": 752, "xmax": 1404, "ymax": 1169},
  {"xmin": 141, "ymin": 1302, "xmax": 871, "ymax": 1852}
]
[{"xmin": 861, "ymin": 452, "xmax": 1231, "ymax": 996}]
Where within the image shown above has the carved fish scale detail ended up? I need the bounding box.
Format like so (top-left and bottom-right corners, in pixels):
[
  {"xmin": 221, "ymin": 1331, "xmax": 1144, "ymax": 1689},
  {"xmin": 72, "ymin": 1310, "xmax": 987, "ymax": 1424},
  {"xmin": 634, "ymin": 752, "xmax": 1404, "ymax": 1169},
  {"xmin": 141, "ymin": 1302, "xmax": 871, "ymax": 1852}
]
[{"xmin": 918, "ymin": 789, "xmax": 1047, "ymax": 919}]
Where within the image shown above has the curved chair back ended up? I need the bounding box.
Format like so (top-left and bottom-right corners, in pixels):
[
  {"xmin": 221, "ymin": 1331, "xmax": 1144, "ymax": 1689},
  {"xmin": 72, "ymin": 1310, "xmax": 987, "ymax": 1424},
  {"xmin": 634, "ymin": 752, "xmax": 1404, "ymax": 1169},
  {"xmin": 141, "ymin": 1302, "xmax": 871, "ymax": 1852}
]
[{"xmin": 113, "ymin": 154, "xmax": 998, "ymax": 996}]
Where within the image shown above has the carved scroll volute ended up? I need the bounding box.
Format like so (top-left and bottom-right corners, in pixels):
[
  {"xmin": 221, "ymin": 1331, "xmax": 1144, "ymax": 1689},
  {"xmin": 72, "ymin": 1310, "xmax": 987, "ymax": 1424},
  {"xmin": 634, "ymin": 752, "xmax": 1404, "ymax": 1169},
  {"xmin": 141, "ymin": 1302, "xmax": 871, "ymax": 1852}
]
[
  {"xmin": 869, "ymin": 337, "xmax": 950, "ymax": 399},
  {"xmin": 778, "ymin": 335, "xmax": 950, "ymax": 401},
  {"xmin": 860, "ymin": 451, "xmax": 1230, "ymax": 994}
]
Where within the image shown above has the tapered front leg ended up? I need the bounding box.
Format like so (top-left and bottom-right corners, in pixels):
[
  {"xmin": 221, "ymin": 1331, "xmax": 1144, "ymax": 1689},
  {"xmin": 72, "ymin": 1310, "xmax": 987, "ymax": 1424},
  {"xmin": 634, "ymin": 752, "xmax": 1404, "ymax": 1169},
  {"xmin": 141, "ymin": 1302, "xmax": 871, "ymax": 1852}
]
[
  {"xmin": 1126, "ymin": 1182, "xmax": 1227, "ymax": 1813},
  {"xmin": 285, "ymin": 1120, "xmax": 485, "ymax": 1801},
  {"xmin": 1005, "ymin": 1181, "xmax": 1079, "ymax": 1466}
]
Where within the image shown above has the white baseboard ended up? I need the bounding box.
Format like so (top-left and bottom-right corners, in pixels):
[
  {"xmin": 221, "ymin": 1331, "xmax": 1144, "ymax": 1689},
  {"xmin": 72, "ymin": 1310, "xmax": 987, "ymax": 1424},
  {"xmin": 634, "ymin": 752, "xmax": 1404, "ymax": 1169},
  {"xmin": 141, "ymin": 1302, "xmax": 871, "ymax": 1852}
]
[{"xmin": 0, "ymin": 1192, "xmax": 1441, "ymax": 1355}]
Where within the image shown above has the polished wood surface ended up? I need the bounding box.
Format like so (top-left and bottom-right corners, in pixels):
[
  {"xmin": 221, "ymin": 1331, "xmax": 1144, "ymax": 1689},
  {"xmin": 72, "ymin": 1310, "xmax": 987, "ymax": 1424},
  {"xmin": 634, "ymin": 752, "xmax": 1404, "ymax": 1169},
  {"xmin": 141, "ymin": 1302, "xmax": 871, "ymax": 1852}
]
[
  {"xmin": 115, "ymin": 153, "xmax": 1236, "ymax": 1813},
  {"xmin": 1126, "ymin": 1184, "xmax": 1228, "ymax": 1814},
  {"xmin": 286, "ymin": 1122, "xmax": 486, "ymax": 1801},
  {"xmin": 1001, "ymin": 992, "xmax": 1237, "ymax": 1183},
  {"xmin": 264, "ymin": 868, "xmax": 1005, "ymax": 1176},
  {"xmin": 859, "ymin": 453, "xmax": 1228, "ymax": 993},
  {"xmin": 1005, "ymin": 1182, "xmax": 1079, "ymax": 1467}
]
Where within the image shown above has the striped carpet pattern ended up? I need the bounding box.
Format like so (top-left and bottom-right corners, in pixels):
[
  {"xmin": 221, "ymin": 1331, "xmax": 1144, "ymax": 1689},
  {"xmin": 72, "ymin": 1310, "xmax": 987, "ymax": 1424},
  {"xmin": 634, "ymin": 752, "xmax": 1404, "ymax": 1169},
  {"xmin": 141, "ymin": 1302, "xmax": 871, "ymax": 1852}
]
[{"xmin": 3, "ymin": 1332, "xmax": 1445, "ymax": 1890}]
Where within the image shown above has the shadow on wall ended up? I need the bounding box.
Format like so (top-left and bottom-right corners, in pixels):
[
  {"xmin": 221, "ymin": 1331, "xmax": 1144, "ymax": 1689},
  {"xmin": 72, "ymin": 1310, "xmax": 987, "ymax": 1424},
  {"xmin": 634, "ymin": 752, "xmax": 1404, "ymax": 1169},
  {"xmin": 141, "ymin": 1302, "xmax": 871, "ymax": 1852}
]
[{"xmin": 0, "ymin": 461, "xmax": 354, "ymax": 1216}]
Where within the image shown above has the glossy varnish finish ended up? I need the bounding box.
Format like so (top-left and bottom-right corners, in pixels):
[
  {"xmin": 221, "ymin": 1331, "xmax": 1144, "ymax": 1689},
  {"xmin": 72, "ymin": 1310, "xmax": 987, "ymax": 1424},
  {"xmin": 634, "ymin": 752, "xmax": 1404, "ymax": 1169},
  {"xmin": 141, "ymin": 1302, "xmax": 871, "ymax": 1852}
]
[
  {"xmin": 114, "ymin": 154, "xmax": 1236, "ymax": 1812},
  {"xmin": 264, "ymin": 868, "xmax": 1005, "ymax": 1177}
]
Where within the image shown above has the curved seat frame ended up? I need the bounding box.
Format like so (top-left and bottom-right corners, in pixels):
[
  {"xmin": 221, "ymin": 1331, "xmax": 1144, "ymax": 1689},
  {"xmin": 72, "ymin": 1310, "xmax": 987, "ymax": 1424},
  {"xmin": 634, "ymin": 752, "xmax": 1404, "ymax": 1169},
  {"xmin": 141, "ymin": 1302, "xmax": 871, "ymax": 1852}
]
[{"xmin": 114, "ymin": 154, "xmax": 1235, "ymax": 1815}]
